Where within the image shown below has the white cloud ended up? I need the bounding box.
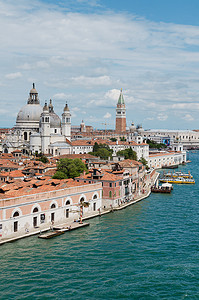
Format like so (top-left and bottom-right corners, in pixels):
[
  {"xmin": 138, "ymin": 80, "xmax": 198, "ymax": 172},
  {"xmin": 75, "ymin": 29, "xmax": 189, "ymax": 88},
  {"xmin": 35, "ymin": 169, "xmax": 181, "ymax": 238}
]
[
  {"xmin": 0, "ymin": 108, "xmax": 8, "ymax": 115},
  {"xmin": 157, "ymin": 113, "xmax": 168, "ymax": 121},
  {"xmin": 5, "ymin": 72, "xmax": 22, "ymax": 79},
  {"xmin": 72, "ymin": 107, "xmax": 81, "ymax": 112},
  {"xmin": 182, "ymin": 114, "xmax": 194, "ymax": 121},
  {"xmin": 105, "ymin": 89, "xmax": 120, "ymax": 101},
  {"xmin": 71, "ymin": 75, "xmax": 112, "ymax": 87},
  {"xmin": 1, "ymin": 1, "xmax": 199, "ymax": 129},
  {"xmin": 145, "ymin": 117, "xmax": 154, "ymax": 121},
  {"xmin": 104, "ymin": 112, "xmax": 111, "ymax": 119},
  {"xmin": 19, "ymin": 61, "xmax": 49, "ymax": 70},
  {"xmin": 53, "ymin": 93, "xmax": 68, "ymax": 100}
]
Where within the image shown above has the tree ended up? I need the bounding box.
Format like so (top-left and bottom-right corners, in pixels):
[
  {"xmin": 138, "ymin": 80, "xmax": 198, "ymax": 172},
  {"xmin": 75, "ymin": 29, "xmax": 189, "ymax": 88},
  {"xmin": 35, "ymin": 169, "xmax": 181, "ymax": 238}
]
[
  {"xmin": 128, "ymin": 147, "xmax": 137, "ymax": 160},
  {"xmin": 120, "ymin": 136, "xmax": 126, "ymax": 141},
  {"xmin": 52, "ymin": 170, "xmax": 67, "ymax": 179},
  {"xmin": 146, "ymin": 139, "xmax": 167, "ymax": 150},
  {"xmin": 110, "ymin": 137, "xmax": 117, "ymax": 142},
  {"xmin": 52, "ymin": 158, "xmax": 87, "ymax": 179},
  {"xmin": 116, "ymin": 148, "xmax": 137, "ymax": 160},
  {"xmin": 36, "ymin": 152, "xmax": 49, "ymax": 163},
  {"xmin": 139, "ymin": 157, "xmax": 149, "ymax": 170},
  {"xmin": 93, "ymin": 142, "xmax": 99, "ymax": 152},
  {"xmin": 89, "ymin": 142, "xmax": 113, "ymax": 160}
]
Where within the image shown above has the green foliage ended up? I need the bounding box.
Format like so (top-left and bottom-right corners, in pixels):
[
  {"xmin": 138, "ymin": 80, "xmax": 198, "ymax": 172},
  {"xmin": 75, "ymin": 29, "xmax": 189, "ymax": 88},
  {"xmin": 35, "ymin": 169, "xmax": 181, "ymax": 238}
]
[
  {"xmin": 52, "ymin": 171, "xmax": 68, "ymax": 179},
  {"xmin": 93, "ymin": 142, "xmax": 99, "ymax": 152},
  {"xmin": 146, "ymin": 139, "xmax": 167, "ymax": 149},
  {"xmin": 52, "ymin": 158, "xmax": 87, "ymax": 179},
  {"xmin": 110, "ymin": 137, "xmax": 117, "ymax": 142},
  {"xmin": 120, "ymin": 136, "xmax": 126, "ymax": 141},
  {"xmin": 116, "ymin": 148, "xmax": 137, "ymax": 160},
  {"xmin": 139, "ymin": 157, "xmax": 149, "ymax": 170},
  {"xmin": 36, "ymin": 152, "xmax": 49, "ymax": 163},
  {"xmin": 89, "ymin": 143, "xmax": 113, "ymax": 160}
]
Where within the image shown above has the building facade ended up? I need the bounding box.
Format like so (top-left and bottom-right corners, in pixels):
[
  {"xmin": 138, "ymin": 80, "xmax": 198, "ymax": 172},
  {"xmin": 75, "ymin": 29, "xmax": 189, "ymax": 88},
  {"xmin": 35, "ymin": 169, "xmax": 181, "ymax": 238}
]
[
  {"xmin": 0, "ymin": 180, "xmax": 102, "ymax": 240},
  {"xmin": 2, "ymin": 84, "xmax": 71, "ymax": 155},
  {"xmin": 141, "ymin": 129, "xmax": 199, "ymax": 149}
]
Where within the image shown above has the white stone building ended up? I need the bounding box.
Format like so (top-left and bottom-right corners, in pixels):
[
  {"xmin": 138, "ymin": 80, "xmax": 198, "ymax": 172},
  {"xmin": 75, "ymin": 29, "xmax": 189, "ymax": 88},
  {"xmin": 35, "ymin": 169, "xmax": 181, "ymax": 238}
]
[
  {"xmin": 140, "ymin": 129, "xmax": 199, "ymax": 149},
  {"xmin": 2, "ymin": 84, "xmax": 71, "ymax": 155},
  {"xmin": 148, "ymin": 150, "xmax": 186, "ymax": 169}
]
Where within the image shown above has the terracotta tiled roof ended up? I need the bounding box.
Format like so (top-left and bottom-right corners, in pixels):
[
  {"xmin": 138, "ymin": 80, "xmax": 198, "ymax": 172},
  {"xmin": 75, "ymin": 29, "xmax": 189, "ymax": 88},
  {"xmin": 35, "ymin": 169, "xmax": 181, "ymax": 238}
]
[
  {"xmin": 0, "ymin": 159, "xmax": 19, "ymax": 169},
  {"xmin": 55, "ymin": 153, "xmax": 97, "ymax": 160},
  {"xmin": 0, "ymin": 177, "xmax": 96, "ymax": 198},
  {"xmin": 0, "ymin": 170, "xmax": 24, "ymax": 178},
  {"xmin": 12, "ymin": 150, "xmax": 22, "ymax": 153},
  {"xmin": 149, "ymin": 151, "xmax": 177, "ymax": 157},
  {"xmin": 119, "ymin": 159, "xmax": 142, "ymax": 168}
]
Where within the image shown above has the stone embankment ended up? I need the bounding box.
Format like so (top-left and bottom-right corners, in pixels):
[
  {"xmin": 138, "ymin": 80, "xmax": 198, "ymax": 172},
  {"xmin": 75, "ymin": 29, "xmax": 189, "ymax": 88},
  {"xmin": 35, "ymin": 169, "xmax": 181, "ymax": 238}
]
[{"xmin": 0, "ymin": 171, "xmax": 159, "ymax": 246}]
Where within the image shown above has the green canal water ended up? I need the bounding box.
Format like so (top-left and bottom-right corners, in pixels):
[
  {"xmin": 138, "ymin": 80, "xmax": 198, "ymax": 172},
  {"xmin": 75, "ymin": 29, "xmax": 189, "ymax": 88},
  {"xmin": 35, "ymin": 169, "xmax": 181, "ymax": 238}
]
[{"xmin": 0, "ymin": 152, "xmax": 199, "ymax": 299}]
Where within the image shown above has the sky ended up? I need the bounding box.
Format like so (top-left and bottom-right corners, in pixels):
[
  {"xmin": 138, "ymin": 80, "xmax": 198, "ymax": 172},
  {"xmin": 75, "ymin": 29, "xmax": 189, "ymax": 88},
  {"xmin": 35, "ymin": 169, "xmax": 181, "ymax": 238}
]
[{"xmin": 1, "ymin": 0, "xmax": 199, "ymax": 130}]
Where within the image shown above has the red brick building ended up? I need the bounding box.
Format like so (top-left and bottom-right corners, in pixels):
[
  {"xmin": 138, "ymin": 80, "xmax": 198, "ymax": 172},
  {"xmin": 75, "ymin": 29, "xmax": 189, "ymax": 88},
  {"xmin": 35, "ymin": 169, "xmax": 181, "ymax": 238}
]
[{"xmin": 115, "ymin": 89, "xmax": 126, "ymax": 134}]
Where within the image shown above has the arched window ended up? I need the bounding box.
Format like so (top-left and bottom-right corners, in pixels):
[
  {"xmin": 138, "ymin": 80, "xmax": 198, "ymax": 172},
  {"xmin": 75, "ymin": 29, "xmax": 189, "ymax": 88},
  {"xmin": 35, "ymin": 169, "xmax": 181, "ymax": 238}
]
[
  {"xmin": 33, "ymin": 207, "xmax": 39, "ymax": 213},
  {"xmin": 65, "ymin": 200, "xmax": 70, "ymax": 205},
  {"xmin": 93, "ymin": 194, "xmax": 97, "ymax": 199},
  {"xmin": 80, "ymin": 197, "xmax": 84, "ymax": 203},
  {"xmin": 109, "ymin": 191, "xmax": 112, "ymax": 198},
  {"xmin": 13, "ymin": 211, "xmax": 19, "ymax": 217},
  {"xmin": 51, "ymin": 203, "xmax": 56, "ymax": 209}
]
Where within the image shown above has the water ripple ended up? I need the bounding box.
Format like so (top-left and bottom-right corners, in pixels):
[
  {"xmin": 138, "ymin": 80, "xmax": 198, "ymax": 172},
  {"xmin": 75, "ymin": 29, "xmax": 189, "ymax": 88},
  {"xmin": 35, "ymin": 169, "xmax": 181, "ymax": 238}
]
[{"xmin": 1, "ymin": 152, "xmax": 199, "ymax": 299}]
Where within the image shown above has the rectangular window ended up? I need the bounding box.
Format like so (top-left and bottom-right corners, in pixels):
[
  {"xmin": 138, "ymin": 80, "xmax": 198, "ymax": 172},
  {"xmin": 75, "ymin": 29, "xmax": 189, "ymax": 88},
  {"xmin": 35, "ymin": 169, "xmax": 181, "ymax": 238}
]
[
  {"xmin": 33, "ymin": 216, "xmax": 37, "ymax": 228},
  {"xmin": 51, "ymin": 213, "xmax": 55, "ymax": 223},
  {"xmin": 66, "ymin": 209, "xmax": 69, "ymax": 218},
  {"xmin": 93, "ymin": 203, "xmax": 96, "ymax": 211},
  {"xmin": 14, "ymin": 221, "xmax": 18, "ymax": 232},
  {"xmin": 109, "ymin": 183, "xmax": 112, "ymax": 187},
  {"xmin": 40, "ymin": 214, "xmax": 45, "ymax": 224}
]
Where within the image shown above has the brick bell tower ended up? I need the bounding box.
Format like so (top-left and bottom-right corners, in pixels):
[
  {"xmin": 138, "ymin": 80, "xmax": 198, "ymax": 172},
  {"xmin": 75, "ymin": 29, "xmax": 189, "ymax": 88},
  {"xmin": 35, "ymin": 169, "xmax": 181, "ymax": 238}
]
[{"xmin": 115, "ymin": 88, "xmax": 126, "ymax": 133}]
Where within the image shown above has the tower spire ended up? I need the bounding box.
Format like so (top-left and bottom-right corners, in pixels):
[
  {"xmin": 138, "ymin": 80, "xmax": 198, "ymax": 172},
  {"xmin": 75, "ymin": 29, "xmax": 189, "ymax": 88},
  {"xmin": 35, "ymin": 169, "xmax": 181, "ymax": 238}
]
[{"xmin": 117, "ymin": 88, "xmax": 125, "ymax": 105}]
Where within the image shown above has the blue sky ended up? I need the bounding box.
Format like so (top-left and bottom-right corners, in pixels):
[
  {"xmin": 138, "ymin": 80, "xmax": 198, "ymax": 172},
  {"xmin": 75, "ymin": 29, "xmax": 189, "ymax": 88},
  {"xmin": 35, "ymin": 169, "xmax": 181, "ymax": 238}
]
[{"xmin": 1, "ymin": 0, "xmax": 199, "ymax": 130}]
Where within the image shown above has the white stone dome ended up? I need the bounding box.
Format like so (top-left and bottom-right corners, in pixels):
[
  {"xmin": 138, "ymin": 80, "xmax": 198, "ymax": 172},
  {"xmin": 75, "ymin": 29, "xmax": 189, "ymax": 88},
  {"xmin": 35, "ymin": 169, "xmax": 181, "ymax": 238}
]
[
  {"xmin": 49, "ymin": 112, "xmax": 61, "ymax": 128},
  {"xmin": 17, "ymin": 104, "xmax": 43, "ymax": 123}
]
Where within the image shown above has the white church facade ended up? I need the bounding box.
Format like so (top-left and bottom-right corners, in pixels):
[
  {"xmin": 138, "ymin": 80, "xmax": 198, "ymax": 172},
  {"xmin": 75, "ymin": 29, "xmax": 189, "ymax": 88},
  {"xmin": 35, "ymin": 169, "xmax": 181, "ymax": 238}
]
[{"xmin": 2, "ymin": 84, "xmax": 71, "ymax": 155}]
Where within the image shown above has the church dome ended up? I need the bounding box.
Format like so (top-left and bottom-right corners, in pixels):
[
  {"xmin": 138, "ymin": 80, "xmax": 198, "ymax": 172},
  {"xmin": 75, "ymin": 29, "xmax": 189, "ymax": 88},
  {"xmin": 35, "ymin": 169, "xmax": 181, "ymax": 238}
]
[
  {"xmin": 16, "ymin": 104, "xmax": 43, "ymax": 123},
  {"xmin": 48, "ymin": 99, "xmax": 61, "ymax": 128},
  {"xmin": 49, "ymin": 112, "xmax": 61, "ymax": 128}
]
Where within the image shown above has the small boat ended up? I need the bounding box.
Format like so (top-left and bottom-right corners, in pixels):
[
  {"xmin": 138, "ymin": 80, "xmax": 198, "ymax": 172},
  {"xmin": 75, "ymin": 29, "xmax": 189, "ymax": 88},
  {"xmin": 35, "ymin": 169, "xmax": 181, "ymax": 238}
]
[
  {"xmin": 160, "ymin": 177, "xmax": 195, "ymax": 184},
  {"xmin": 151, "ymin": 182, "xmax": 173, "ymax": 193},
  {"xmin": 164, "ymin": 171, "xmax": 193, "ymax": 179},
  {"xmin": 38, "ymin": 230, "xmax": 65, "ymax": 239}
]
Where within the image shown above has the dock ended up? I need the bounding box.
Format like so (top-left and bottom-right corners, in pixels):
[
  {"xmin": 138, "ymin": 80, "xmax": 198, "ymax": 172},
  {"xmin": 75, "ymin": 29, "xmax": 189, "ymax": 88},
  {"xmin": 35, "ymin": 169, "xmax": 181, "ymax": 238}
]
[{"xmin": 38, "ymin": 222, "xmax": 90, "ymax": 239}]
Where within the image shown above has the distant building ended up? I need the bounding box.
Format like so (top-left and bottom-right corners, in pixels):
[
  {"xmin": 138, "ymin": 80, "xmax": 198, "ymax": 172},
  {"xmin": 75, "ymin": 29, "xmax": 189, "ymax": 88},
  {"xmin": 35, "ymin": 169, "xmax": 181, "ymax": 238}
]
[
  {"xmin": 115, "ymin": 89, "xmax": 126, "ymax": 134},
  {"xmin": 140, "ymin": 129, "xmax": 199, "ymax": 150},
  {"xmin": 2, "ymin": 84, "xmax": 71, "ymax": 155}
]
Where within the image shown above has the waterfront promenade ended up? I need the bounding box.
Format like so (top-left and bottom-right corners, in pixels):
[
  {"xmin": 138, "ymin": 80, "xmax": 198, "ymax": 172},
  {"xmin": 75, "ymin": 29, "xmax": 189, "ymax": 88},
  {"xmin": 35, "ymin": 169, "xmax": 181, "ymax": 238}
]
[{"xmin": 0, "ymin": 171, "xmax": 158, "ymax": 245}]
